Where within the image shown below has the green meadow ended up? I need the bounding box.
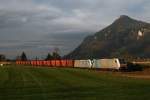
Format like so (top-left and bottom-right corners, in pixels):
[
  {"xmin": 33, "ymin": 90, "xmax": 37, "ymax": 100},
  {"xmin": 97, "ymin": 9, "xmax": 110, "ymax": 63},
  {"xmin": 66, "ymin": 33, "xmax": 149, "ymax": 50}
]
[{"xmin": 0, "ymin": 65, "xmax": 150, "ymax": 100}]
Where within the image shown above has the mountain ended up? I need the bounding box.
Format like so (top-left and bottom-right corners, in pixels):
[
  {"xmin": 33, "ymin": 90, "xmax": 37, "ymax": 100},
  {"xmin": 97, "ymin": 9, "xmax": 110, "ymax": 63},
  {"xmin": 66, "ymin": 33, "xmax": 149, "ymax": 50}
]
[{"xmin": 65, "ymin": 15, "xmax": 150, "ymax": 59}]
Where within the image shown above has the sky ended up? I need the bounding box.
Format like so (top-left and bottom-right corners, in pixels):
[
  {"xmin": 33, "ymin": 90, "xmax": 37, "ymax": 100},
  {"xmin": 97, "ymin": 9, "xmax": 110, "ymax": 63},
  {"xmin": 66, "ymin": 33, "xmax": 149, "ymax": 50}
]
[{"xmin": 0, "ymin": 0, "xmax": 150, "ymax": 59}]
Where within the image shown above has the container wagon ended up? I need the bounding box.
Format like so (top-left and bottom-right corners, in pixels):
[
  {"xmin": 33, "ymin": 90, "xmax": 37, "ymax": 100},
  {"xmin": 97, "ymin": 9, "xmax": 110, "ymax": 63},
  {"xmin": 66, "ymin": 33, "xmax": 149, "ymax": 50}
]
[
  {"xmin": 92, "ymin": 58, "xmax": 121, "ymax": 70},
  {"xmin": 74, "ymin": 60, "xmax": 92, "ymax": 68}
]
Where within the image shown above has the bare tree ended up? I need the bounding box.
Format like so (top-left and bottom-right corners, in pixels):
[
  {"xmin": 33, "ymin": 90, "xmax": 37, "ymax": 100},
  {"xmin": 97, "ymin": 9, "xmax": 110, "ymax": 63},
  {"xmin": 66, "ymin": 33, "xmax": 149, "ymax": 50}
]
[
  {"xmin": 45, "ymin": 53, "xmax": 53, "ymax": 60},
  {"xmin": 52, "ymin": 47, "xmax": 61, "ymax": 60}
]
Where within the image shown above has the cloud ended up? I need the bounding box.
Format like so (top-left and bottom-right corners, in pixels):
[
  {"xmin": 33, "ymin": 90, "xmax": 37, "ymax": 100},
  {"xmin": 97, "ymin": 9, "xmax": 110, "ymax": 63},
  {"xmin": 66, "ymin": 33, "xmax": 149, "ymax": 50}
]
[
  {"xmin": 0, "ymin": 0, "xmax": 149, "ymax": 34},
  {"xmin": 0, "ymin": 33, "xmax": 88, "ymax": 59},
  {"xmin": 0, "ymin": 0, "xmax": 150, "ymax": 58}
]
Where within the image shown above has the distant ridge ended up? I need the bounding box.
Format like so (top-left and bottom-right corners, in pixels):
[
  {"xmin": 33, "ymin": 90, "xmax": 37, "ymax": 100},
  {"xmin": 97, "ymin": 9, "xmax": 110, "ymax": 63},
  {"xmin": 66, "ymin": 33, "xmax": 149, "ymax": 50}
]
[{"xmin": 65, "ymin": 15, "xmax": 150, "ymax": 59}]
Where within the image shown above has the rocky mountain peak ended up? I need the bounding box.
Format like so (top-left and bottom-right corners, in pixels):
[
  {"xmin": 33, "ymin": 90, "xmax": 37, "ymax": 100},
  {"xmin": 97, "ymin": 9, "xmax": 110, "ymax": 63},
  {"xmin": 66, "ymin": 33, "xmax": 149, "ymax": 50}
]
[{"xmin": 65, "ymin": 15, "xmax": 150, "ymax": 59}]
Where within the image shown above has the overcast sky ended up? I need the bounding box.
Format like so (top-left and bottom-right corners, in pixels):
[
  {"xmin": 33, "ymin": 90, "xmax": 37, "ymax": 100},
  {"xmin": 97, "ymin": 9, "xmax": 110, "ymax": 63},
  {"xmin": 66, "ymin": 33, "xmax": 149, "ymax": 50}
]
[{"xmin": 0, "ymin": 0, "xmax": 150, "ymax": 59}]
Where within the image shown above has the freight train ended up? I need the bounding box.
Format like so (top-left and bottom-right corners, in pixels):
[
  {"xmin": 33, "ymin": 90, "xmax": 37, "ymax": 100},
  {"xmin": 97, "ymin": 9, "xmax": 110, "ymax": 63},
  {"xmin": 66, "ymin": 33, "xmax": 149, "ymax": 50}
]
[{"xmin": 16, "ymin": 58, "xmax": 127, "ymax": 70}]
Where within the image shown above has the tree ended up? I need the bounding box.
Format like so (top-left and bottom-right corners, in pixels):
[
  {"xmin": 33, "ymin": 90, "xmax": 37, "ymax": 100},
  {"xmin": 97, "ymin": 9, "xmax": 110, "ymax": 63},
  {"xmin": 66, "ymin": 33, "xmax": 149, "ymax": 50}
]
[
  {"xmin": 21, "ymin": 52, "xmax": 27, "ymax": 61},
  {"xmin": 16, "ymin": 56, "xmax": 21, "ymax": 61},
  {"xmin": 0, "ymin": 54, "xmax": 6, "ymax": 61},
  {"xmin": 52, "ymin": 48, "xmax": 61, "ymax": 60},
  {"xmin": 45, "ymin": 53, "xmax": 53, "ymax": 60},
  {"xmin": 52, "ymin": 52, "xmax": 61, "ymax": 60}
]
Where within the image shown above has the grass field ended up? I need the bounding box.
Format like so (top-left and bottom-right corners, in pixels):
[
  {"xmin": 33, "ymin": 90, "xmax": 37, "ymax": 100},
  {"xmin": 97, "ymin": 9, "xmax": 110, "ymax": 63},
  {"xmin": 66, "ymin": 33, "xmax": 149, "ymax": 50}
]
[{"xmin": 0, "ymin": 65, "xmax": 150, "ymax": 100}]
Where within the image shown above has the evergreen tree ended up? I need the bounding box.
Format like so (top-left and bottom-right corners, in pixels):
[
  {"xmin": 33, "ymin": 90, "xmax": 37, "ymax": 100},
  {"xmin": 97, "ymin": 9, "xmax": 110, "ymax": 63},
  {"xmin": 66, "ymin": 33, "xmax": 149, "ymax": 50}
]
[
  {"xmin": 21, "ymin": 52, "xmax": 27, "ymax": 61},
  {"xmin": 0, "ymin": 54, "xmax": 6, "ymax": 61}
]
